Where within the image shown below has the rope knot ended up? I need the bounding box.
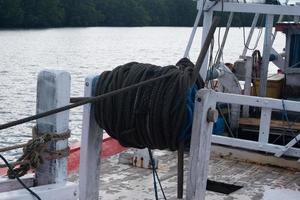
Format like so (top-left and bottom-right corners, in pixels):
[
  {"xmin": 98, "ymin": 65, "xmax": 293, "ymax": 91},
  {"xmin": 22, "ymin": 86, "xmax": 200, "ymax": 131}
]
[{"xmin": 6, "ymin": 127, "xmax": 70, "ymax": 179}]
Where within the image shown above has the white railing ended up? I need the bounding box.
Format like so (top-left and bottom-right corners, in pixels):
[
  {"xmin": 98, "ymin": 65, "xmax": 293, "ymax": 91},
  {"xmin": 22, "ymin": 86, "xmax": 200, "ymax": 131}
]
[{"xmin": 186, "ymin": 89, "xmax": 300, "ymax": 200}]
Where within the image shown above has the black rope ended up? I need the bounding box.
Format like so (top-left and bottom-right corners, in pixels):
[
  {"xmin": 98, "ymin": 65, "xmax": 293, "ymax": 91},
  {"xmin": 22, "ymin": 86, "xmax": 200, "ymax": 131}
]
[
  {"xmin": 0, "ymin": 154, "xmax": 41, "ymax": 200},
  {"xmin": 148, "ymin": 148, "xmax": 167, "ymax": 200},
  {"xmin": 94, "ymin": 59, "xmax": 204, "ymax": 150}
]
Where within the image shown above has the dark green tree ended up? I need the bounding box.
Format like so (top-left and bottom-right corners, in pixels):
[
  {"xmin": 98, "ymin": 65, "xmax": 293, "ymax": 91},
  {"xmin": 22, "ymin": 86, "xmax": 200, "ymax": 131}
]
[
  {"xmin": 0, "ymin": 0, "xmax": 24, "ymax": 27},
  {"xmin": 22, "ymin": 0, "xmax": 64, "ymax": 27},
  {"xmin": 63, "ymin": 0, "xmax": 104, "ymax": 26},
  {"xmin": 98, "ymin": 0, "xmax": 150, "ymax": 26}
]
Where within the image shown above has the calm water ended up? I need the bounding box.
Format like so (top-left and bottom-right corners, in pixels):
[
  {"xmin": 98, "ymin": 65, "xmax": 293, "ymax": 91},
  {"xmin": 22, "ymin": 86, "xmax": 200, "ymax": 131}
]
[{"xmin": 0, "ymin": 27, "xmax": 285, "ymax": 160}]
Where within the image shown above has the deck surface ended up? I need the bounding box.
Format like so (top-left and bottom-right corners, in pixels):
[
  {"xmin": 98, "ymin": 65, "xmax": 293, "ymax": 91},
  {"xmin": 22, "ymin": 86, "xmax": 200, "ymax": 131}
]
[{"xmin": 70, "ymin": 149, "xmax": 300, "ymax": 200}]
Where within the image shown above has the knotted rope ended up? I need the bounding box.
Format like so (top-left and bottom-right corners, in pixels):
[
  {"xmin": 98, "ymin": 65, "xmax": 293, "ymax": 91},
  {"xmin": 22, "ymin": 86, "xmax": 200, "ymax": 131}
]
[{"xmin": 0, "ymin": 127, "xmax": 70, "ymax": 179}]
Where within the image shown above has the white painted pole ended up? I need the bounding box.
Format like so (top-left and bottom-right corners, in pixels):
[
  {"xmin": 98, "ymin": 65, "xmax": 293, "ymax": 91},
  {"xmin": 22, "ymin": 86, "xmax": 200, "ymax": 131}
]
[
  {"xmin": 184, "ymin": 9, "xmax": 203, "ymax": 58},
  {"xmin": 259, "ymin": 14, "xmax": 274, "ymax": 97},
  {"xmin": 215, "ymin": 12, "xmax": 234, "ymax": 64},
  {"xmin": 186, "ymin": 89, "xmax": 217, "ymax": 200},
  {"xmin": 35, "ymin": 70, "xmax": 71, "ymax": 185},
  {"xmin": 79, "ymin": 76, "xmax": 103, "ymax": 200},
  {"xmin": 241, "ymin": 13, "xmax": 260, "ymax": 58},
  {"xmin": 242, "ymin": 56, "xmax": 253, "ymax": 117},
  {"xmin": 200, "ymin": 10, "xmax": 213, "ymax": 81},
  {"xmin": 258, "ymin": 107, "xmax": 272, "ymax": 143}
]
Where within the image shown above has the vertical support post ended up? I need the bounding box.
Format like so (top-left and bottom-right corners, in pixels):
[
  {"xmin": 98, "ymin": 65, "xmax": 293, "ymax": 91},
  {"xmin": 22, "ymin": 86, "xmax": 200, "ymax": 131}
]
[
  {"xmin": 259, "ymin": 14, "xmax": 274, "ymax": 97},
  {"xmin": 177, "ymin": 141, "xmax": 184, "ymax": 199},
  {"xmin": 242, "ymin": 56, "xmax": 253, "ymax": 117},
  {"xmin": 36, "ymin": 70, "xmax": 71, "ymax": 185},
  {"xmin": 200, "ymin": 11, "xmax": 213, "ymax": 81},
  {"xmin": 79, "ymin": 76, "xmax": 103, "ymax": 200},
  {"xmin": 186, "ymin": 89, "xmax": 217, "ymax": 200},
  {"xmin": 242, "ymin": 13, "xmax": 260, "ymax": 58},
  {"xmin": 258, "ymin": 107, "xmax": 272, "ymax": 143}
]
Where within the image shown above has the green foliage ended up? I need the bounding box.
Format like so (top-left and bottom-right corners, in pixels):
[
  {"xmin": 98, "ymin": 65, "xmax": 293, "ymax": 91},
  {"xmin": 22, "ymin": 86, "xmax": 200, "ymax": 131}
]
[
  {"xmin": 0, "ymin": 0, "xmax": 24, "ymax": 27},
  {"xmin": 0, "ymin": 0, "xmax": 261, "ymax": 28}
]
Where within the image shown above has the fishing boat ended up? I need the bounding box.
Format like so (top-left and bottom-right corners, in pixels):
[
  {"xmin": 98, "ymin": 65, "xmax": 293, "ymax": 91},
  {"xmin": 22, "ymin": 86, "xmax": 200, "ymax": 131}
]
[{"xmin": 0, "ymin": 0, "xmax": 300, "ymax": 200}]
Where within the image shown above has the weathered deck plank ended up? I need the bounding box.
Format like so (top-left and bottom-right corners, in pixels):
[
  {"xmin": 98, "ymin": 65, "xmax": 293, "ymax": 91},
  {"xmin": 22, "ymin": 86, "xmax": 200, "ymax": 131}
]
[{"xmin": 69, "ymin": 149, "xmax": 300, "ymax": 200}]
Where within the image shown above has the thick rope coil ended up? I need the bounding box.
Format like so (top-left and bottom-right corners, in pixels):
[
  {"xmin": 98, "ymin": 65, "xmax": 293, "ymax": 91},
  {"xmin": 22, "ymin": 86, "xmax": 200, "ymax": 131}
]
[
  {"xmin": 0, "ymin": 127, "xmax": 70, "ymax": 179},
  {"xmin": 94, "ymin": 58, "xmax": 204, "ymax": 151}
]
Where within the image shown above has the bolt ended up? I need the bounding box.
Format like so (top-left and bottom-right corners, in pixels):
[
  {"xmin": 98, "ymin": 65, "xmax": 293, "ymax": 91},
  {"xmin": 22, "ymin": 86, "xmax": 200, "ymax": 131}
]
[
  {"xmin": 207, "ymin": 108, "xmax": 218, "ymax": 123},
  {"xmin": 85, "ymin": 82, "xmax": 89, "ymax": 86}
]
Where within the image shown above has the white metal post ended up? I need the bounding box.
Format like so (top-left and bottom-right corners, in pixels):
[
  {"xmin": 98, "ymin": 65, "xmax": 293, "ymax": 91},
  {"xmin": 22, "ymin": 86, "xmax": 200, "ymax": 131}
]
[
  {"xmin": 186, "ymin": 89, "xmax": 217, "ymax": 200},
  {"xmin": 35, "ymin": 70, "xmax": 70, "ymax": 185},
  {"xmin": 184, "ymin": 9, "xmax": 203, "ymax": 58},
  {"xmin": 200, "ymin": 10, "xmax": 213, "ymax": 81},
  {"xmin": 215, "ymin": 12, "xmax": 234, "ymax": 64},
  {"xmin": 241, "ymin": 13, "xmax": 260, "ymax": 57},
  {"xmin": 242, "ymin": 56, "xmax": 253, "ymax": 117},
  {"xmin": 259, "ymin": 14, "xmax": 274, "ymax": 97},
  {"xmin": 258, "ymin": 107, "xmax": 272, "ymax": 143},
  {"xmin": 79, "ymin": 76, "xmax": 103, "ymax": 200}
]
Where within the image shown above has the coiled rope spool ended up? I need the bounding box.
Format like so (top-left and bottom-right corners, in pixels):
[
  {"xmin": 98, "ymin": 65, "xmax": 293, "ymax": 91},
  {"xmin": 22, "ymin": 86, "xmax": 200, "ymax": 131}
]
[{"xmin": 94, "ymin": 58, "xmax": 203, "ymax": 151}]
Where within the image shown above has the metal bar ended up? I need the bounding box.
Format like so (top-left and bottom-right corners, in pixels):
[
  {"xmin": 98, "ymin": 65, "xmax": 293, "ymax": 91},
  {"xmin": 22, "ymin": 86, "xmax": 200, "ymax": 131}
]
[
  {"xmin": 199, "ymin": 11, "xmax": 213, "ymax": 81},
  {"xmin": 242, "ymin": 57, "xmax": 252, "ymax": 117},
  {"xmin": 177, "ymin": 141, "xmax": 184, "ymax": 199},
  {"xmin": 241, "ymin": 13, "xmax": 259, "ymax": 57},
  {"xmin": 184, "ymin": 9, "xmax": 203, "ymax": 58},
  {"xmin": 215, "ymin": 12, "xmax": 234, "ymax": 64},
  {"xmin": 212, "ymin": 135, "xmax": 300, "ymax": 158},
  {"xmin": 259, "ymin": 14, "xmax": 274, "ymax": 97},
  {"xmin": 275, "ymin": 134, "xmax": 300, "ymax": 157},
  {"xmin": 213, "ymin": 92, "xmax": 300, "ymax": 112},
  {"xmin": 205, "ymin": 2, "xmax": 300, "ymax": 16}
]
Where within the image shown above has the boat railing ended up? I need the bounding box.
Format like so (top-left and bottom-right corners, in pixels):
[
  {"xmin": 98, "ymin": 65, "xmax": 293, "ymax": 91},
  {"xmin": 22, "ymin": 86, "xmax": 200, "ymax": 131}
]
[
  {"xmin": 0, "ymin": 70, "xmax": 78, "ymax": 200},
  {"xmin": 186, "ymin": 88, "xmax": 300, "ymax": 200}
]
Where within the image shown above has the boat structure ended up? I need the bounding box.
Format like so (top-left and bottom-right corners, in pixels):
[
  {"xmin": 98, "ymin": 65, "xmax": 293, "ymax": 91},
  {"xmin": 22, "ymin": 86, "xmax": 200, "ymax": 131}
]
[{"xmin": 0, "ymin": 0, "xmax": 300, "ymax": 199}]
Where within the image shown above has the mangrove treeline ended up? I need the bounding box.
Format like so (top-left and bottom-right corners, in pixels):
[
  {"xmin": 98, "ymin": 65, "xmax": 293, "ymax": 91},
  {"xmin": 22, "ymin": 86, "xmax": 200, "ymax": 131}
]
[{"xmin": 0, "ymin": 0, "xmax": 280, "ymax": 28}]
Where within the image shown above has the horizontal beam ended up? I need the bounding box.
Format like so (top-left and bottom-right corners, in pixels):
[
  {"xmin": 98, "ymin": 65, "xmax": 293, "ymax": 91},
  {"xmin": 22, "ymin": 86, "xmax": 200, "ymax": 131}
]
[
  {"xmin": 0, "ymin": 175, "xmax": 34, "ymax": 193},
  {"xmin": 205, "ymin": 2, "xmax": 300, "ymax": 16},
  {"xmin": 240, "ymin": 117, "xmax": 300, "ymax": 130},
  {"xmin": 212, "ymin": 135, "xmax": 300, "ymax": 158},
  {"xmin": 0, "ymin": 182, "xmax": 78, "ymax": 200},
  {"xmin": 214, "ymin": 91, "xmax": 300, "ymax": 112}
]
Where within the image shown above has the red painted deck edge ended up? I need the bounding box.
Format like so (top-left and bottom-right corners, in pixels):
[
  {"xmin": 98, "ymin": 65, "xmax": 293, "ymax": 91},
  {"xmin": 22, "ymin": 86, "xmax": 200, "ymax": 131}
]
[{"xmin": 0, "ymin": 136, "xmax": 127, "ymax": 176}]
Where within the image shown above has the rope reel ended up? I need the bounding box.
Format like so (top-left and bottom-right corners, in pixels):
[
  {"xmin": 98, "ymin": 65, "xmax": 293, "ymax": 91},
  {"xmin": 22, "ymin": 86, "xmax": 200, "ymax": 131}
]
[{"xmin": 94, "ymin": 58, "xmax": 203, "ymax": 151}]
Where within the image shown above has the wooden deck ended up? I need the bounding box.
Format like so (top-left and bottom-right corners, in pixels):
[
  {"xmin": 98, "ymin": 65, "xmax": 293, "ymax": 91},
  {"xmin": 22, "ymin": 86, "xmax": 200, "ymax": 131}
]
[{"xmin": 69, "ymin": 148, "xmax": 300, "ymax": 200}]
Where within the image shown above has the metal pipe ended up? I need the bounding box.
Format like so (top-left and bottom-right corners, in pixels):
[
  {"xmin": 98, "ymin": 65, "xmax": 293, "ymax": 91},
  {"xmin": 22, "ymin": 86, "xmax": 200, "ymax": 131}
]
[
  {"xmin": 184, "ymin": 9, "xmax": 203, "ymax": 58},
  {"xmin": 215, "ymin": 12, "xmax": 234, "ymax": 64},
  {"xmin": 241, "ymin": 13, "xmax": 260, "ymax": 57},
  {"xmin": 177, "ymin": 141, "xmax": 184, "ymax": 199},
  {"xmin": 259, "ymin": 14, "xmax": 274, "ymax": 97}
]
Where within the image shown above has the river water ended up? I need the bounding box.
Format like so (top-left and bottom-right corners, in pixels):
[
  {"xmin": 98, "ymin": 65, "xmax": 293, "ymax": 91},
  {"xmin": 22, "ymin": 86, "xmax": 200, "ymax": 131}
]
[{"xmin": 0, "ymin": 27, "xmax": 285, "ymax": 160}]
